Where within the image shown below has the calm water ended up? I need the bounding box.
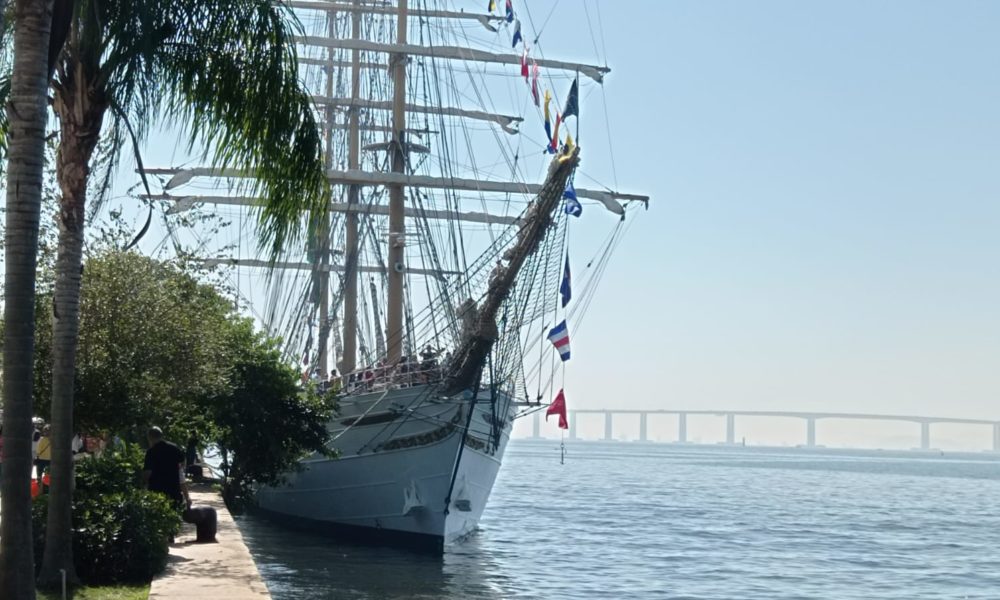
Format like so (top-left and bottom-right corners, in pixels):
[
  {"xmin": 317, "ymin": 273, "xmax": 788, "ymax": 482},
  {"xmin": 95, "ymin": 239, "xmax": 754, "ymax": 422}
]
[{"xmin": 235, "ymin": 441, "xmax": 1000, "ymax": 599}]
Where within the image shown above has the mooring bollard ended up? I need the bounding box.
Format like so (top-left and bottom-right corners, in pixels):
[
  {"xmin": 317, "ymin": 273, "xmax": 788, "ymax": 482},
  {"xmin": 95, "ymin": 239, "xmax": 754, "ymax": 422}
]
[{"xmin": 183, "ymin": 506, "xmax": 218, "ymax": 543}]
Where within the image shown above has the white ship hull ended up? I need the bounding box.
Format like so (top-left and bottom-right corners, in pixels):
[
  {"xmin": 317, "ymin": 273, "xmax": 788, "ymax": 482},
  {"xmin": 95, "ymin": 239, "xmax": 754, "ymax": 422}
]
[{"xmin": 255, "ymin": 383, "xmax": 514, "ymax": 551}]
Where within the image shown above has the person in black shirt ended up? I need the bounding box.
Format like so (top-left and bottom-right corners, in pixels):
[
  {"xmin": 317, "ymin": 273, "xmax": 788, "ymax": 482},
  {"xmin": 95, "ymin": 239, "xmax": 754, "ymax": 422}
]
[
  {"xmin": 142, "ymin": 426, "xmax": 189, "ymax": 509},
  {"xmin": 185, "ymin": 434, "xmax": 204, "ymax": 482}
]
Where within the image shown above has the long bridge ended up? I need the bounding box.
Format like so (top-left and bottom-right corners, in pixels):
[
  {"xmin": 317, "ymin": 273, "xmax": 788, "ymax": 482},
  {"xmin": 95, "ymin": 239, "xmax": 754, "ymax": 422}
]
[{"xmin": 528, "ymin": 409, "xmax": 1000, "ymax": 451}]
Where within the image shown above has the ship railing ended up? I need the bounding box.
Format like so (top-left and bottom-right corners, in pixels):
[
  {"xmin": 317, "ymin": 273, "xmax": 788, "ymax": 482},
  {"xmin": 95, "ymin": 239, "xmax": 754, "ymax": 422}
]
[
  {"xmin": 334, "ymin": 362, "xmax": 447, "ymax": 394},
  {"xmin": 312, "ymin": 363, "xmax": 514, "ymax": 400}
]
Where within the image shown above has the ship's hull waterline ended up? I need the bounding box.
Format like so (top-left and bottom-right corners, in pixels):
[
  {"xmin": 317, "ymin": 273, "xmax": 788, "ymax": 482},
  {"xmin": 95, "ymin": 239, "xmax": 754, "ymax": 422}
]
[{"xmin": 254, "ymin": 384, "xmax": 515, "ymax": 552}]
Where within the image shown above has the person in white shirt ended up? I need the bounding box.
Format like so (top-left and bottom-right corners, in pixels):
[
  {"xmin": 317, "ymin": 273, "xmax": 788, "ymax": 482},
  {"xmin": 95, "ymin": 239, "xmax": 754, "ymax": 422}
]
[
  {"xmin": 31, "ymin": 426, "xmax": 40, "ymax": 457},
  {"xmin": 31, "ymin": 426, "xmax": 41, "ymax": 478}
]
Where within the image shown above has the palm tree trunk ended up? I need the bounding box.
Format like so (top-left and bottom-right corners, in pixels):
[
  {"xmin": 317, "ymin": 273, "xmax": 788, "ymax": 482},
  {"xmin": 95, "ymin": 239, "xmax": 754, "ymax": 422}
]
[
  {"xmin": 0, "ymin": 0, "xmax": 54, "ymax": 598},
  {"xmin": 37, "ymin": 63, "xmax": 106, "ymax": 589}
]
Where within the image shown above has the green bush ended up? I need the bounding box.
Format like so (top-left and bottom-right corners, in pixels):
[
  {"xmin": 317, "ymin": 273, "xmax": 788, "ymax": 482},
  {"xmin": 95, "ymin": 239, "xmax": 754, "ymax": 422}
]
[
  {"xmin": 74, "ymin": 441, "xmax": 147, "ymax": 496},
  {"xmin": 33, "ymin": 444, "xmax": 182, "ymax": 584}
]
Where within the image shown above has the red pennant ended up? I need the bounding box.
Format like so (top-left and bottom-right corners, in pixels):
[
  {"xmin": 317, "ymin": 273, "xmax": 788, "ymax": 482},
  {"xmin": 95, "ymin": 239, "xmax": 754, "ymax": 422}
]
[
  {"xmin": 548, "ymin": 113, "xmax": 562, "ymax": 153},
  {"xmin": 546, "ymin": 389, "xmax": 569, "ymax": 430}
]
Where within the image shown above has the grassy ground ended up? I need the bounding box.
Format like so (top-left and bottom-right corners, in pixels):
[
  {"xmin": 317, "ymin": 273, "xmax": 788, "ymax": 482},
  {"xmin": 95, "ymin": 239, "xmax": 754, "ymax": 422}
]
[{"xmin": 37, "ymin": 584, "xmax": 149, "ymax": 600}]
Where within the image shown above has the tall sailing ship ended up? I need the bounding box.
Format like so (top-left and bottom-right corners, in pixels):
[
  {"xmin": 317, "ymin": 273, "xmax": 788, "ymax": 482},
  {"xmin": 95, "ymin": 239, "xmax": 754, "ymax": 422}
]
[{"xmin": 139, "ymin": 0, "xmax": 647, "ymax": 551}]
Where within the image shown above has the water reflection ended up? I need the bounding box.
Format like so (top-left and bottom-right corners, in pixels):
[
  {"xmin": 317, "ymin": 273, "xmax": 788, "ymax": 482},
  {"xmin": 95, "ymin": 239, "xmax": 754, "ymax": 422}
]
[
  {"xmin": 442, "ymin": 533, "xmax": 520, "ymax": 599},
  {"xmin": 235, "ymin": 513, "xmax": 514, "ymax": 599}
]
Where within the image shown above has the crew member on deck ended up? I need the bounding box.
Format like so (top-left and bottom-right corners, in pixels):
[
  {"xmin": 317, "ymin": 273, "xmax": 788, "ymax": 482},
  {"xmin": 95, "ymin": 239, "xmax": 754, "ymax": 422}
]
[{"xmin": 328, "ymin": 369, "xmax": 342, "ymax": 395}]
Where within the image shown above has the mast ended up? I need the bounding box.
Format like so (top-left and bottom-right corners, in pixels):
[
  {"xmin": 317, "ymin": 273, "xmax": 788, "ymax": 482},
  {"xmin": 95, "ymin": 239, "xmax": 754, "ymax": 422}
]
[
  {"xmin": 369, "ymin": 277, "xmax": 386, "ymax": 358},
  {"xmin": 341, "ymin": 0, "xmax": 362, "ymax": 375},
  {"xmin": 385, "ymin": 0, "xmax": 407, "ymax": 364},
  {"xmin": 133, "ymin": 2, "xmax": 651, "ymax": 379},
  {"xmin": 316, "ymin": 5, "xmax": 337, "ymax": 376}
]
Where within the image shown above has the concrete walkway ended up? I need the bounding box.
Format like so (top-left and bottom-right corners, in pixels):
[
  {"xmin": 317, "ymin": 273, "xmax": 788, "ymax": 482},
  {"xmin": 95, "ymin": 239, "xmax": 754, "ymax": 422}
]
[{"xmin": 149, "ymin": 484, "xmax": 270, "ymax": 599}]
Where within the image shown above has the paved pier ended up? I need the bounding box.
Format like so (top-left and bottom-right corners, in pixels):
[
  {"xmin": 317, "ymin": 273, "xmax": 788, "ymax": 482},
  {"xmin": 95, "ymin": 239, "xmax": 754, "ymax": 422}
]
[{"xmin": 149, "ymin": 484, "xmax": 270, "ymax": 599}]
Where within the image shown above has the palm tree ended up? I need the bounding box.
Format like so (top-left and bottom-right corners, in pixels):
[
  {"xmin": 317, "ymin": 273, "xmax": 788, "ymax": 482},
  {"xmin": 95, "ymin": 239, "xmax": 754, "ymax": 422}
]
[
  {"xmin": 37, "ymin": 0, "xmax": 328, "ymax": 585},
  {"xmin": 1, "ymin": 0, "xmax": 56, "ymax": 597}
]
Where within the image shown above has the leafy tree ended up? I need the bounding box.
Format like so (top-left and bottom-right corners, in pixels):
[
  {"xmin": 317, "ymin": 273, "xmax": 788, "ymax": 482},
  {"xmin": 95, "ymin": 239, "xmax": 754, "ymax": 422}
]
[
  {"xmin": 1, "ymin": 0, "xmax": 56, "ymax": 596},
  {"xmin": 34, "ymin": 251, "xmax": 234, "ymax": 438},
  {"xmin": 204, "ymin": 320, "xmax": 336, "ymax": 506},
  {"xmin": 32, "ymin": 249, "xmax": 335, "ymax": 508},
  {"xmin": 40, "ymin": 0, "xmax": 328, "ymax": 584}
]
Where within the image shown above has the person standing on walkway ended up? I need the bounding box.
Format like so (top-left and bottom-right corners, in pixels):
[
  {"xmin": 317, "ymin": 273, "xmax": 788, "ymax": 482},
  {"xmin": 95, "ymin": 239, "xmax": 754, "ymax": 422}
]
[
  {"xmin": 142, "ymin": 426, "xmax": 190, "ymax": 509},
  {"xmin": 31, "ymin": 424, "xmax": 40, "ymax": 475},
  {"xmin": 185, "ymin": 434, "xmax": 204, "ymax": 481},
  {"xmin": 35, "ymin": 424, "xmax": 52, "ymax": 486}
]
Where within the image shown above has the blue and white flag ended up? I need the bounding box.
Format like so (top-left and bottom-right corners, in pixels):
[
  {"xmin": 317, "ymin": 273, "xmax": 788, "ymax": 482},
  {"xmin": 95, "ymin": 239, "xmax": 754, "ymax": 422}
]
[
  {"xmin": 560, "ymin": 256, "xmax": 571, "ymax": 308},
  {"xmin": 505, "ymin": 0, "xmax": 514, "ymax": 23},
  {"xmin": 563, "ymin": 181, "xmax": 582, "ymax": 217},
  {"xmin": 512, "ymin": 19, "xmax": 523, "ymax": 47},
  {"xmin": 547, "ymin": 320, "xmax": 571, "ymax": 361}
]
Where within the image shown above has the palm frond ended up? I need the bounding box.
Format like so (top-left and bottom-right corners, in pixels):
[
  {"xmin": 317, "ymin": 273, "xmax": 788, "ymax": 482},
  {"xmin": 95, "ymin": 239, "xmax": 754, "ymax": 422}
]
[
  {"xmin": 0, "ymin": 73, "xmax": 10, "ymax": 156},
  {"xmin": 0, "ymin": 6, "xmax": 14, "ymax": 157},
  {"xmin": 92, "ymin": 0, "xmax": 328, "ymax": 258}
]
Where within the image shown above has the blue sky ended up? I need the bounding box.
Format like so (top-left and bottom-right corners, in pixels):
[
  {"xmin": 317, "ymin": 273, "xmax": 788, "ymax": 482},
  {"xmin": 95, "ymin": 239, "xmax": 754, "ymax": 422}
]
[
  {"xmin": 111, "ymin": 1, "xmax": 1000, "ymax": 447},
  {"xmin": 520, "ymin": 0, "xmax": 1000, "ymax": 443}
]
